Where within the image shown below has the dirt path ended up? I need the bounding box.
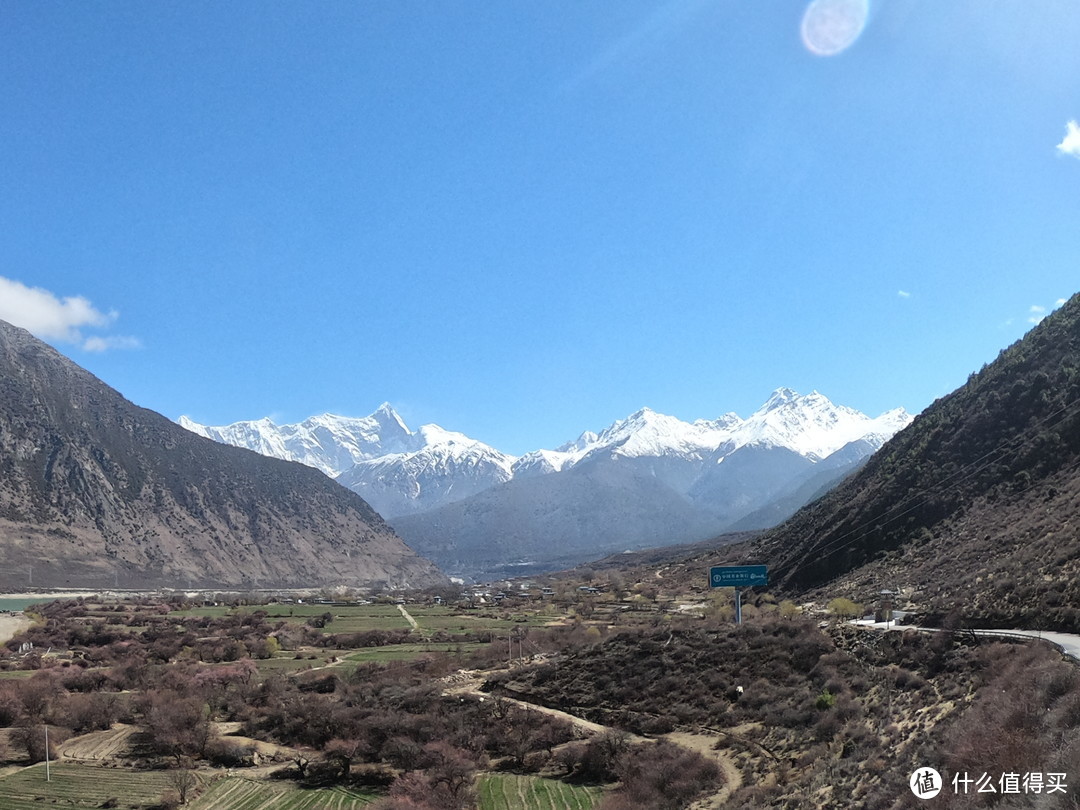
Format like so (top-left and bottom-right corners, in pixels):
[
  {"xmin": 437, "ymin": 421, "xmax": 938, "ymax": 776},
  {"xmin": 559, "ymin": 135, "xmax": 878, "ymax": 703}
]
[
  {"xmin": 397, "ymin": 603, "xmax": 420, "ymax": 631},
  {"xmin": 448, "ymin": 672, "xmax": 744, "ymax": 805},
  {"xmin": 666, "ymin": 731, "xmax": 743, "ymax": 808},
  {"xmin": 447, "ymin": 678, "xmax": 624, "ymax": 738}
]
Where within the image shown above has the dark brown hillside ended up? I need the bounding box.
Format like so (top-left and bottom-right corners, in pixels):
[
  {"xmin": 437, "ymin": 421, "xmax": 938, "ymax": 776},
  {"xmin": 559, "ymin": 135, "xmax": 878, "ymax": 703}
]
[
  {"xmin": 756, "ymin": 292, "xmax": 1080, "ymax": 627},
  {"xmin": 0, "ymin": 320, "xmax": 447, "ymax": 589}
]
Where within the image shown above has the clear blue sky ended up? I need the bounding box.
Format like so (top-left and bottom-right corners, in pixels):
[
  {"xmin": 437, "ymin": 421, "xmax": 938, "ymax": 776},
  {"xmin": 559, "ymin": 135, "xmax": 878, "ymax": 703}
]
[{"xmin": 2, "ymin": 1, "xmax": 1078, "ymax": 455}]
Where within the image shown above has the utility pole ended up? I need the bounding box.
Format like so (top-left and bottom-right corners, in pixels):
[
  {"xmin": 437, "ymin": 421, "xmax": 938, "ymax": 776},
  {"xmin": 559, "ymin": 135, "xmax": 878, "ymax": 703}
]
[
  {"xmin": 734, "ymin": 588, "xmax": 743, "ymax": 625},
  {"xmin": 45, "ymin": 724, "xmax": 50, "ymax": 782}
]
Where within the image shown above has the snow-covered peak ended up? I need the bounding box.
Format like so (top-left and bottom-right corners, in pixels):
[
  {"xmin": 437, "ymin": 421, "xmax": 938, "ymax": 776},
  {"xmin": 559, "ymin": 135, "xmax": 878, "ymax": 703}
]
[
  {"xmin": 371, "ymin": 402, "xmax": 410, "ymax": 434},
  {"xmin": 180, "ymin": 391, "xmax": 913, "ymax": 516},
  {"xmin": 178, "ymin": 405, "xmax": 420, "ymax": 477},
  {"xmin": 870, "ymin": 407, "xmax": 914, "ymax": 435},
  {"xmin": 177, "ymin": 415, "xmax": 211, "ymax": 438},
  {"xmin": 728, "ymin": 390, "xmax": 911, "ymax": 459},
  {"xmin": 513, "ymin": 449, "xmax": 572, "ymax": 477},
  {"xmin": 762, "ymin": 387, "xmax": 802, "ymax": 411},
  {"xmin": 693, "ymin": 413, "xmax": 741, "ymax": 432},
  {"xmin": 556, "ymin": 431, "xmax": 599, "ymax": 454},
  {"xmin": 413, "ymin": 423, "xmax": 517, "ymax": 462},
  {"xmin": 590, "ymin": 407, "xmax": 729, "ymax": 458},
  {"xmin": 519, "ymin": 389, "xmax": 913, "ymax": 475}
]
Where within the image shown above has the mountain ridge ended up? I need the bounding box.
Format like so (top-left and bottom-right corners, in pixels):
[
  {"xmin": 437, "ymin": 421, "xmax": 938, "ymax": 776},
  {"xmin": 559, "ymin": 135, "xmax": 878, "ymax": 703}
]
[
  {"xmin": 181, "ymin": 390, "xmax": 912, "ymax": 517},
  {"xmin": 742, "ymin": 291, "xmax": 1080, "ymax": 630},
  {"xmin": 182, "ymin": 391, "xmax": 912, "ymax": 579}
]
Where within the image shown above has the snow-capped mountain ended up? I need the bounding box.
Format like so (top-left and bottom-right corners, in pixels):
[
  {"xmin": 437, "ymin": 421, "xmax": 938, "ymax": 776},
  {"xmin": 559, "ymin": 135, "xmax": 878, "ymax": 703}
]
[
  {"xmin": 180, "ymin": 390, "xmax": 913, "ymax": 579},
  {"xmin": 511, "ymin": 389, "xmax": 910, "ymax": 499},
  {"xmin": 179, "ymin": 406, "xmax": 516, "ymax": 519},
  {"xmin": 335, "ymin": 424, "xmax": 515, "ymax": 518},
  {"xmin": 178, "ymin": 404, "xmax": 414, "ymax": 478},
  {"xmin": 390, "ymin": 390, "xmax": 913, "ymax": 578}
]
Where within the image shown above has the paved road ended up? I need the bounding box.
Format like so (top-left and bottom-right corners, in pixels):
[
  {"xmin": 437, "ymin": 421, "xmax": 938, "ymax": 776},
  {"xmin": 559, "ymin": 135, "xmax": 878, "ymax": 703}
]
[
  {"xmin": 964, "ymin": 629, "xmax": 1080, "ymax": 661},
  {"xmin": 852, "ymin": 619, "xmax": 1080, "ymax": 661}
]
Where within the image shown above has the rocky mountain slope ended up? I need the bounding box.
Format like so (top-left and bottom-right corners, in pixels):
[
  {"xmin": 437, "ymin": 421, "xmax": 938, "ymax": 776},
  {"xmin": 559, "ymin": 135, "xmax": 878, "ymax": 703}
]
[{"xmin": 0, "ymin": 320, "xmax": 446, "ymax": 590}]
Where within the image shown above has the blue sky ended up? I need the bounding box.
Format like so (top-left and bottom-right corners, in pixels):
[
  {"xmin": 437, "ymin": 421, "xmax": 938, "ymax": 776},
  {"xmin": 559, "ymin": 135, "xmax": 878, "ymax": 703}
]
[{"xmin": 1, "ymin": 1, "xmax": 1078, "ymax": 455}]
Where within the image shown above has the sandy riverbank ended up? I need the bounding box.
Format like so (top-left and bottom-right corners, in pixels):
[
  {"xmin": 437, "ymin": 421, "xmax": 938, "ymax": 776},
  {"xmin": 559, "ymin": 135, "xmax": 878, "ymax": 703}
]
[
  {"xmin": 0, "ymin": 612, "xmax": 33, "ymax": 646},
  {"xmin": 0, "ymin": 591, "xmax": 100, "ymax": 600}
]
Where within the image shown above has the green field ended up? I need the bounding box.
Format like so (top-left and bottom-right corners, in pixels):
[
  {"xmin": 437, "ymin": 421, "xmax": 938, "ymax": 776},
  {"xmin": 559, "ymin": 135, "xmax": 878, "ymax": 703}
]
[
  {"xmin": 478, "ymin": 774, "xmax": 604, "ymax": 810},
  {"xmin": 251, "ymin": 641, "xmax": 485, "ymax": 675},
  {"xmin": 0, "ymin": 762, "xmax": 602, "ymax": 810},
  {"xmin": 0, "ymin": 761, "xmax": 190, "ymax": 809},
  {"xmin": 191, "ymin": 777, "xmax": 378, "ymax": 810},
  {"xmin": 253, "ymin": 653, "xmax": 340, "ymax": 674},
  {"xmin": 169, "ymin": 603, "xmax": 559, "ymax": 635},
  {"xmin": 405, "ymin": 606, "xmax": 558, "ymax": 633},
  {"xmin": 0, "ymin": 669, "xmax": 35, "ymax": 679},
  {"xmin": 171, "ymin": 603, "xmax": 411, "ymax": 631},
  {"xmin": 341, "ymin": 642, "xmax": 485, "ymax": 664}
]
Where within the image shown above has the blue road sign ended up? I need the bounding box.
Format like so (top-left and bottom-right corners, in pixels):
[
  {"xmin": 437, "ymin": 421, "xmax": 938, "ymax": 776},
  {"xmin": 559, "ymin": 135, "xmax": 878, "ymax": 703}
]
[{"xmin": 709, "ymin": 565, "xmax": 768, "ymax": 588}]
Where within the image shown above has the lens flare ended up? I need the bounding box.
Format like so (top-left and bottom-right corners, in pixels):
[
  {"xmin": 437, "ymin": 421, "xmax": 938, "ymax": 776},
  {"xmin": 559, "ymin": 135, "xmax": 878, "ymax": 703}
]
[{"xmin": 801, "ymin": 0, "xmax": 869, "ymax": 57}]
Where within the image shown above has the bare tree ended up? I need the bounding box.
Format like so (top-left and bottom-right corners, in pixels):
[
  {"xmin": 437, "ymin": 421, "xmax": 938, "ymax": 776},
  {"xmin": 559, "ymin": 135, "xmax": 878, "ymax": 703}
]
[{"xmin": 166, "ymin": 761, "xmax": 198, "ymax": 806}]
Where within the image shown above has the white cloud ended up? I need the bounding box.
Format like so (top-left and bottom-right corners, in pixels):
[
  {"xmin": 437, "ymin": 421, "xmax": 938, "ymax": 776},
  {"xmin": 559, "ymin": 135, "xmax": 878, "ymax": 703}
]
[
  {"xmin": 0, "ymin": 276, "xmax": 138, "ymax": 351},
  {"xmin": 1056, "ymin": 298, "xmax": 1067, "ymax": 307},
  {"xmin": 1028, "ymin": 304, "xmax": 1047, "ymax": 324},
  {"xmin": 897, "ymin": 290, "xmax": 911, "ymax": 299},
  {"xmin": 1057, "ymin": 121, "xmax": 1080, "ymax": 158},
  {"xmin": 82, "ymin": 335, "xmax": 142, "ymax": 352}
]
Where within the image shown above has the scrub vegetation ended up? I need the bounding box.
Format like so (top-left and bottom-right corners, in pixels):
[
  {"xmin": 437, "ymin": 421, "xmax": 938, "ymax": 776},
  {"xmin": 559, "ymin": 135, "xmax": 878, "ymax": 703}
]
[{"xmin": 1, "ymin": 584, "xmax": 1078, "ymax": 809}]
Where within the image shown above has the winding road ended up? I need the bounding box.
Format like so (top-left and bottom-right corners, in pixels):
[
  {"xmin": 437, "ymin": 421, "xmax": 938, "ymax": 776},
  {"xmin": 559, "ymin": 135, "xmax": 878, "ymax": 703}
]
[{"xmin": 852, "ymin": 619, "xmax": 1080, "ymax": 661}]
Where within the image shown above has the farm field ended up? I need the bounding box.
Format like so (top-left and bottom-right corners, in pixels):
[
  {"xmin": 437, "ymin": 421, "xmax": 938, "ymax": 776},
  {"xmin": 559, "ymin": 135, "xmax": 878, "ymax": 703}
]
[
  {"xmin": 254, "ymin": 652, "xmax": 342, "ymax": 673},
  {"xmin": 0, "ymin": 761, "xmax": 189, "ymax": 810},
  {"xmin": 341, "ymin": 641, "xmax": 486, "ymax": 664},
  {"xmin": 170, "ymin": 604, "xmax": 411, "ymax": 631},
  {"xmin": 167, "ymin": 603, "xmax": 560, "ymax": 635},
  {"xmin": 191, "ymin": 777, "xmax": 379, "ymax": 810},
  {"xmin": 250, "ymin": 641, "xmax": 486, "ymax": 675},
  {"xmin": 60, "ymin": 723, "xmax": 138, "ymax": 760},
  {"xmin": 478, "ymin": 774, "xmax": 604, "ymax": 810}
]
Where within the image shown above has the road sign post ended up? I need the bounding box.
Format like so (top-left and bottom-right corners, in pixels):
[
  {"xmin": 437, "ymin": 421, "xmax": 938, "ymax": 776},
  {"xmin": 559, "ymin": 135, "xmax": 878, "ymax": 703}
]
[{"xmin": 709, "ymin": 566, "xmax": 768, "ymax": 625}]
